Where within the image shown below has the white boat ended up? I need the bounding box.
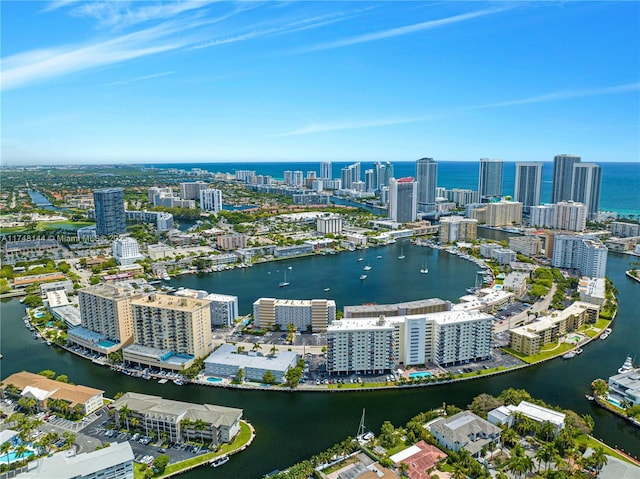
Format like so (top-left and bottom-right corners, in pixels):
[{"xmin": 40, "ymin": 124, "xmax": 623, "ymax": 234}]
[
  {"xmin": 323, "ymin": 288, "xmax": 330, "ymax": 292},
  {"xmin": 161, "ymin": 271, "xmax": 171, "ymax": 281},
  {"xmin": 420, "ymin": 261, "xmax": 428, "ymax": 274},
  {"xmin": 398, "ymin": 248, "xmax": 405, "ymax": 260},
  {"xmin": 575, "ymin": 348, "xmax": 583, "ymax": 355},
  {"xmin": 376, "ymin": 255, "xmax": 382, "ymax": 259},
  {"xmin": 618, "ymin": 355, "xmax": 634, "ymax": 374},
  {"xmin": 211, "ymin": 455, "xmax": 229, "ymax": 467},
  {"xmin": 360, "ymin": 274, "xmax": 367, "ymax": 281},
  {"xmin": 562, "ymin": 352, "xmax": 576, "ymax": 360},
  {"xmin": 173, "ymin": 379, "xmax": 184, "ymax": 386},
  {"xmin": 600, "ymin": 333, "xmax": 609, "ymax": 340},
  {"xmin": 363, "ymin": 264, "xmax": 372, "ymax": 271},
  {"xmin": 279, "ymin": 271, "xmax": 290, "ymax": 287}
]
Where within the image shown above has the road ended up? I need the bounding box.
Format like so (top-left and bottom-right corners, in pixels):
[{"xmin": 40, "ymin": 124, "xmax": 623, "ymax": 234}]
[{"xmin": 493, "ymin": 283, "xmax": 557, "ymax": 333}]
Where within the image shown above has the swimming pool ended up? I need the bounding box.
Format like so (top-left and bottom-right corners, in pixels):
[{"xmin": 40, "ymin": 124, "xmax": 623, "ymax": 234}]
[
  {"xmin": 607, "ymin": 396, "xmax": 623, "ymax": 408},
  {"xmin": 0, "ymin": 450, "xmax": 35, "ymax": 465},
  {"xmin": 206, "ymin": 377, "xmax": 222, "ymax": 383},
  {"xmin": 408, "ymin": 371, "xmax": 432, "ymax": 379}
]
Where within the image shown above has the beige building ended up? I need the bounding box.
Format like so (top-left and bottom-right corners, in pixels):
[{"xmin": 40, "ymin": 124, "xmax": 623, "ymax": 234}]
[
  {"xmin": 78, "ymin": 283, "xmax": 142, "ymax": 349},
  {"xmin": 439, "ymin": 216, "xmax": 478, "ymax": 243},
  {"xmin": 1, "ymin": 371, "xmax": 104, "ymax": 415},
  {"xmin": 253, "ymin": 297, "xmax": 336, "ymax": 332},
  {"xmin": 508, "ymin": 235, "xmax": 543, "ymax": 257},
  {"xmin": 217, "ymin": 233, "xmax": 247, "ymax": 251},
  {"xmin": 344, "ymin": 298, "xmax": 450, "ymax": 318},
  {"xmin": 509, "ymin": 302, "xmax": 600, "ymax": 355},
  {"xmin": 129, "ymin": 294, "xmax": 212, "ymax": 360},
  {"xmin": 485, "ymin": 201, "xmax": 523, "ymax": 227}
]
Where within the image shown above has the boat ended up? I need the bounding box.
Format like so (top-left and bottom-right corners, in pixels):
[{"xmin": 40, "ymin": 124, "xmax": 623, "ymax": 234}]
[
  {"xmin": 19, "ymin": 297, "xmax": 25, "ymax": 304},
  {"xmin": 161, "ymin": 271, "xmax": 171, "ymax": 281},
  {"xmin": 398, "ymin": 248, "xmax": 405, "ymax": 260},
  {"xmin": 618, "ymin": 355, "xmax": 634, "ymax": 374},
  {"xmin": 575, "ymin": 348, "xmax": 583, "ymax": 355},
  {"xmin": 357, "ymin": 257, "xmax": 364, "ymax": 262},
  {"xmin": 604, "ymin": 327, "xmax": 612, "ymax": 334},
  {"xmin": 585, "ymin": 394, "xmax": 594, "ymax": 401},
  {"xmin": 376, "ymin": 255, "xmax": 382, "ymax": 259},
  {"xmin": 158, "ymin": 378, "xmax": 168, "ymax": 384},
  {"xmin": 279, "ymin": 271, "xmax": 290, "ymax": 287},
  {"xmin": 173, "ymin": 379, "xmax": 184, "ymax": 386},
  {"xmin": 600, "ymin": 332, "xmax": 609, "ymax": 340},
  {"xmin": 211, "ymin": 455, "xmax": 229, "ymax": 467},
  {"xmin": 562, "ymin": 352, "xmax": 576, "ymax": 360},
  {"xmin": 288, "ymin": 266, "xmax": 292, "ymax": 270},
  {"xmin": 323, "ymin": 288, "xmax": 330, "ymax": 292},
  {"xmin": 420, "ymin": 261, "xmax": 428, "ymax": 274},
  {"xmin": 360, "ymin": 274, "xmax": 367, "ymax": 281},
  {"xmin": 363, "ymin": 264, "xmax": 372, "ymax": 271}
]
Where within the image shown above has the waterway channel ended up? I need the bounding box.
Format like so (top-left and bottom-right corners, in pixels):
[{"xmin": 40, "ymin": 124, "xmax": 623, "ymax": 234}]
[{"xmin": 1, "ymin": 240, "xmax": 639, "ymax": 478}]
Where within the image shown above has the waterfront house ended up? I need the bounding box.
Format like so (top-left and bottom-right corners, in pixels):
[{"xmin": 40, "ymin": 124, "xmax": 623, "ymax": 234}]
[{"xmin": 428, "ymin": 411, "xmax": 501, "ymax": 458}]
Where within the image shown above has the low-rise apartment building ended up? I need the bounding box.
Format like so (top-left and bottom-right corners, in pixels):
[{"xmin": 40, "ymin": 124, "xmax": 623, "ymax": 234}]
[
  {"xmin": 204, "ymin": 344, "xmax": 298, "ymax": 383},
  {"xmin": 253, "ymin": 298, "xmax": 336, "ymax": 332}
]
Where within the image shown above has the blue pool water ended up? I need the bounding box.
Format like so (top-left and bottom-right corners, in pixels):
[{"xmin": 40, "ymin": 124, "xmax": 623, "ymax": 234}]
[
  {"xmin": 206, "ymin": 377, "xmax": 222, "ymax": 383},
  {"xmin": 0, "ymin": 450, "xmax": 35, "ymax": 465},
  {"xmin": 408, "ymin": 371, "xmax": 432, "ymax": 379},
  {"xmin": 607, "ymin": 396, "xmax": 623, "ymax": 408},
  {"xmin": 97, "ymin": 340, "xmax": 116, "ymax": 348},
  {"xmin": 33, "ymin": 312, "xmax": 44, "ymax": 318}
]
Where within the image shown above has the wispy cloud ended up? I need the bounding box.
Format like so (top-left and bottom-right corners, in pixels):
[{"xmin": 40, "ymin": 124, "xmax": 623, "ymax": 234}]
[
  {"xmin": 1, "ymin": 20, "xmax": 195, "ymax": 90},
  {"xmin": 288, "ymin": 6, "xmax": 509, "ymax": 54},
  {"xmin": 274, "ymin": 117, "xmax": 424, "ymax": 137},
  {"xmin": 67, "ymin": 0, "xmax": 221, "ymax": 29},
  {"xmin": 40, "ymin": 0, "xmax": 83, "ymax": 13},
  {"xmin": 473, "ymin": 82, "xmax": 640, "ymax": 108},
  {"xmin": 190, "ymin": 9, "xmax": 368, "ymax": 50},
  {"xmin": 101, "ymin": 70, "xmax": 175, "ymax": 87}
]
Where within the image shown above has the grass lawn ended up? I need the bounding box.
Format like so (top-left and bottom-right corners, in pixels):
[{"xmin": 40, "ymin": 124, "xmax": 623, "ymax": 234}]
[
  {"xmin": 594, "ymin": 319, "xmax": 611, "ymax": 329},
  {"xmin": 575, "ymin": 435, "xmax": 639, "ymax": 466},
  {"xmin": 37, "ymin": 220, "xmax": 94, "ymax": 230},
  {"xmin": 502, "ymin": 342, "xmax": 574, "ymax": 364},
  {"xmin": 134, "ymin": 421, "xmax": 253, "ymax": 479}
]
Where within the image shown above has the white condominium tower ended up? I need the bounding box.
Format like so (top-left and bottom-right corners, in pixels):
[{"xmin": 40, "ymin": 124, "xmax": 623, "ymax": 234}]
[
  {"xmin": 326, "ymin": 310, "xmax": 493, "ymax": 373},
  {"xmin": 389, "ymin": 177, "xmax": 417, "ymax": 223},
  {"xmin": 514, "ymin": 162, "xmax": 543, "ymax": 213},
  {"xmin": 416, "ymin": 157, "xmax": 438, "ymax": 213},
  {"xmin": 478, "ymin": 158, "xmax": 503, "ymax": 201},
  {"xmin": 199, "ymin": 188, "xmax": 223, "ymax": 213},
  {"xmin": 552, "ymin": 234, "xmax": 607, "ymax": 278}
]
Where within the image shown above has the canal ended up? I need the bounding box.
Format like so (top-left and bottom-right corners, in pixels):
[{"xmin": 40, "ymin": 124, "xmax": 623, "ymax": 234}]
[{"xmin": 1, "ymin": 242, "xmax": 639, "ymax": 478}]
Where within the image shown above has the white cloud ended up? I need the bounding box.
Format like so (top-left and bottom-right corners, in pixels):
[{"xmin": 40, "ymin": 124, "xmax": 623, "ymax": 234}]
[
  {"xmin": 274, "ymin": 117, "xmax": 424, "ymax": 137},
  {"xmin": 101, "ymin": 70, "xmax": 176, "ymax": 87},
  {"xmin": 474, "ymin": 83, "xmax": 640, "ymax": 108},
  {"xmin": 289, "ymin": 6, "xmax": 509, "ymax": 54}
]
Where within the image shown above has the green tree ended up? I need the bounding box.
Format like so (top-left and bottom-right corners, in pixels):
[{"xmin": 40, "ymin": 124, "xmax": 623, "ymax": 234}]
[
  {"xmin": 262, "ymin": 371, "xmax": 276, "ymax": 384},
  {"xmin": 591, "ymin": 378, "xmax": 608, "ymax": 398},
  {"xmin": 284, "ymin": 366, "xmax": 302, "ymax": 388},
  {"xmin": 235, "ymin": 368, "xmax": 245, "ymax": 384},
  {"xmin": 153, "ymin": 454, "xmax": 170, "ymax": 473},
  {"xmin": 379, "ymin": 421, "xmax": 398, "ymax": 448},
  {"xmin": 55, "ymin": 374, "xmax": 69, "ymax": 383},
  {"xmin": 590, "ymin": 446, "xmax": 608, "ymax": 473},
  {"xmin": 118, "ymin": 405, "xmax": 132, "ymax": 430},
  {"xmin": 38, "ymin": 369, "xmax": 56, "ymax": 379}
]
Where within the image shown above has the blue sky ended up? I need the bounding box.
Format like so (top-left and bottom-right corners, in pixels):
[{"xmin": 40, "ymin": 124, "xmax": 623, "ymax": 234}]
[{"xmin": 1, "ymin": 1, "xmax": 639, "ymax": 165}]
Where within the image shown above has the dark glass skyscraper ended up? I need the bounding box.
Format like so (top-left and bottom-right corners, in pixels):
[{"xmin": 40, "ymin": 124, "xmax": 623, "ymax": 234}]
[
  {"xmin": 93, "ymin": 188, "xmax": 126, "ymax": 236},
  {"xmin": 416, "ymin": 157, "xmax": 437, "ymax": 213},
  {"xmin": 478, "ymin": 158, "xmax": 503, "ymax": 201},
  {"xmin": 551, "ymin": 154, "xmax": 581, "ymax": 203},
  {"xmin": 571, "ymin": 163, "xmax": 602, "ymax": 220},
  {"xmin": 514, "ymin": 162, "xmax": 543, "ymax": 213}
]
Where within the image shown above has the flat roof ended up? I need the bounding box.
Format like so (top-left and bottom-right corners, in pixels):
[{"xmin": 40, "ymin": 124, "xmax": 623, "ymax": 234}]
[
  {"xmin": 516, "ymin": 401, "xmax": 565, "ymax": 426},
  {"xmin": 204, "ymin": 344, "xmax": 297, "ymax": 372}
]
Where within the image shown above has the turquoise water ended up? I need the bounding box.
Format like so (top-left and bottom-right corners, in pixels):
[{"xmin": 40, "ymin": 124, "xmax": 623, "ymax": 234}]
[
  {"xmin": 151, "ymin": 161, "xmax": 640, "ymax": 217},
  {"xmin": 0, "ymin": 450, "xmax": 34, "ymax": 465},
  {"xmin": 607, "ymin": 397, "xmax": 623, "ymax": 408},
  {"xmin": 33, "ymin": 312, "xmax": 43, "ymax": 318},
  {"xmin": 409, "ymin": 371, "xmax": 432, "ymax": 379},
  {"xmin": 98, "ymin": 340, "xmax": 116, "ymax": 348},
  {"xmin": 206, "ymin": 377, "xmax": 222, "ymax": 383}
]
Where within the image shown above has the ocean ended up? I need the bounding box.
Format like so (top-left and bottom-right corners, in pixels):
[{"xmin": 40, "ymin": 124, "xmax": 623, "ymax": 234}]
[{"xmin": 149, "ymin": 161, "xmax": 640, "ymax": 217}]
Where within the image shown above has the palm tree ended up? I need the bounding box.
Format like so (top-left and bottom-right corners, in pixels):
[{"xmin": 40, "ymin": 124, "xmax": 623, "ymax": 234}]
[
  {"xmin": 270, "ymin": 345, "xmax": 278, "ymax": 356},
  {"xmin": 590, "ymin": 446, "xmax": 608, "ymax": 473},
  {"xmin": 193, "ymin": 419, "xmax": 207, "ymax": 445},
  {"xmin": 118, "ymin": 405, "xmax": 131, "ymax": 431},
  {"xmin": 13, "ymin": 443, "xmax": 29, "ymax": 464},
  {"xmin": 535, "ymin": 442, "xmax": 557, "ymax": 472},
  {"xmin": 0, "ymin": 441, "xmax": 12, "ymax": 467},
  {"xmin": 252, "ymin": 342, "xmax": 262, "ymax": 352},
  {"xmin": 501, "ymin": 427, "xmax": 518, "ymax": 448},
  {"xmin": 180, "ymin": 418, "xmax": 192, "ymax": 443},
  {"xmin": 130, "ymin": 417, "xmax": 140, "ymax": 432},
  {"xmin": 537, "ymin": 420, "xmax": 556, "ymax": 442},
  {"xmin": 451, "ymin": 465, "xmax": 466, "ymax": 479}
]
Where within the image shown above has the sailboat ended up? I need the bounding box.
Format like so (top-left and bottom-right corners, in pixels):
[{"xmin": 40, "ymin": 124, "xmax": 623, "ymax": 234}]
[
  {"xmin": 397, "ymin": 247, "xmax": 405, "ymax": 260},
  {"xmin": 279, "ymin": 271, "xmax": 290, "ymax": 287},
  {"xmin": 420, "ymin": 260, "xmax": 428, "ymax": 274}
]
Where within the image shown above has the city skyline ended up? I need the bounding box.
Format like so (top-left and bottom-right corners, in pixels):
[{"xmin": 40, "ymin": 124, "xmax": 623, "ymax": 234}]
[{"xmin": 2, "ymin": 1, "xmax": 639, "ymax": 165}]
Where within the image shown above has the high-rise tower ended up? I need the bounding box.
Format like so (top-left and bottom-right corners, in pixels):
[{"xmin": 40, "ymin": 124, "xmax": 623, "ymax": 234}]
[
  {"xmin": 478, "ymin": 158, "xmax": 503, "ymax": 201},
  {"xmin": 93, "ymin": 188, "xmax": 126, "ymax": 236},
  {"xmin": 389, "ymin": 177, "xmax": 417, "ymax": 223},
  {"xmin": 514, "ymin": 162, "xmax": 543, "ymax": 213},
  {"xmin": 416, "ymin": 157, "xmax": 437, "ymax": 213},
  {"xmin": 551, "ymin": 154, "xmax": 581, "ymax": 203},
  {"xmin": 571, "ymin": 163, "xmax": 601, "ymax": 220}
]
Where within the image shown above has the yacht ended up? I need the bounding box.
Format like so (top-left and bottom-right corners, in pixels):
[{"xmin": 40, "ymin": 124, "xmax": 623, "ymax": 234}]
[
  {"xmin": 618, "ymin": 355, "xmax": 634, "ymax": 374},
  {"xmin": 397, "ymin": 248, "xmax": 405, "ymax": 260},
  {"xmin": 363, "ymin": 264, "xmax": 372, "ymax": 271},
  {"xmin": 323, "ymin": 288, "xmax": 330, "ymax": 292},
  {"xmin": 279, "ymin": 271, "xmax": 290, "ymax": 287},
  {"xmin": 173, "ymin": 379, "xmax": 185, "ymax": 386},
  {"xmin": 562, "ymin": 352, "xmax": 576, "ymax": 360},
  {"xmin": 420, "ymin": 261, "xmax": 428, "ymax": 274},
  {"xmin": 161, "ymin": 271, "xmax": 171, "ymax": 281},
  {"xmin": 360, "ymin": 274, "xmax": 367, "ymax": 281},
  {"xmin": 211, "ymin": 455, "xmax": 229, "ymax": 467}
]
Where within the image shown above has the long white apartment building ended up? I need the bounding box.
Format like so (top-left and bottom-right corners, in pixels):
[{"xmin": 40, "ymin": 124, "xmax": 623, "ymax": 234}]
[
  {"xmin": 326, "ymin": 310, "xmax": 493, "ymax": 373},
  {"xmin": 316, "ymin": 213, "xmax": 343, "ymax": 234},
  {"xmin": 554, "ymin": 201, "xmax": 586, "ymax": 232},
  {"xmin": 552, "ymin": 234, "xmax": 608, "ymax": 278},
  {"xmin": 508, "ymin": 235, "xmax": 543, "ymax": 257},
  {"xmin": 174, "ymin": 287, "xmax": 239, "ymax": 327},
  {"xmin": 253, "ymin": 298, "xmax": 336, "ymax": 332}
]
